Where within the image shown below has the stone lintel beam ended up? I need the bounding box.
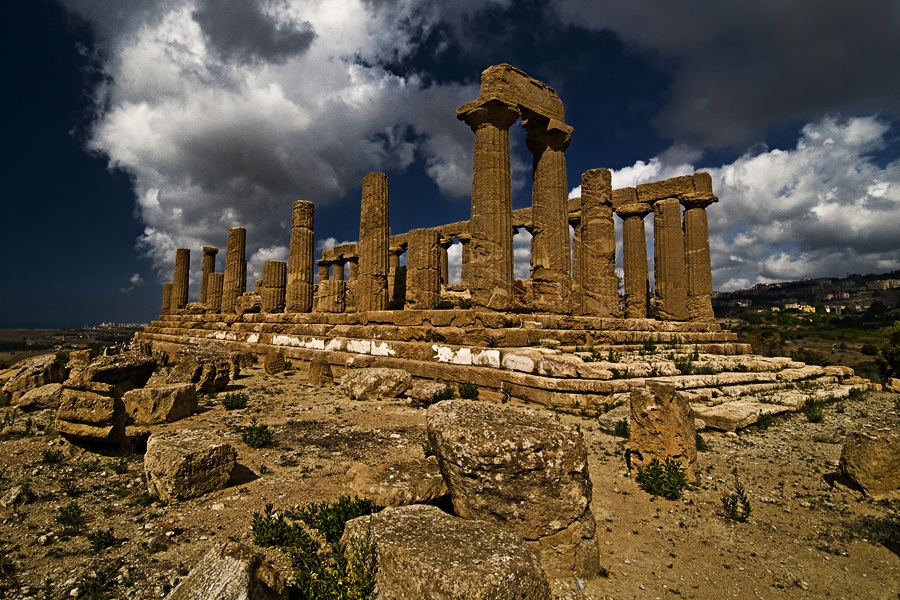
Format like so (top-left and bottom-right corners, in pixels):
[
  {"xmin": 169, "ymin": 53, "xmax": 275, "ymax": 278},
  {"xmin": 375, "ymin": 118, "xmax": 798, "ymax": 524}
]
[
  {"xmin": 479, "ymin": 63, "xmax": 565, "ymax": 122},
  {"xmin": 635, "ymin": 172, "xmax": 714, "ymax": 204}
]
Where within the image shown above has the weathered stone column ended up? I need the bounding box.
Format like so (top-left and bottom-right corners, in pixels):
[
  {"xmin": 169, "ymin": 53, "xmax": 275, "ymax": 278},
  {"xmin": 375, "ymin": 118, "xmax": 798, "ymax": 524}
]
[
  {"xmin": 286, "ymin": 200, "xmax": 314, "ymax": 313},
  {"xmin": 317, "ymin": 260, "xmax": 330, "ymax": 282},
  {"xmin": 200, "ymin": 246, "xmax": 218, "ymax": 306},
  {"xmin": 682, "ymin": 176, "xmax": 718, "ymax": 321},
  {"xmin": 653, "ymin": 198, "xmax": 689, "ymax": 321},
  {"xmin": 357, "ymin": 172, "xmax": 390, "ymax": 311},
  {"xmin": 406, "ymin": 229, "xmax": 441, "ymax": 310},
  {"xmin": 161, "ymin": 282, "xmax": 173, "ymax": 315},
  {"xmin": 315, "ymin": 280, "xmax": 346, "ymax": 313},
  {"xmin": 577, "ymin": 168, "xmax": 619, "ymax": 317},
  {"xmin": 456, "ymin": 234, "xmax": 472, "ymax": 286},
  {"xmin": 206, "ymin": 272, "xmax": 224, "ymax": 312},
  {"xmin": 388, "ymin": 245, "xmax": 405, "ymax": 309},
  {"xmin": 347, "ymin": 255, "xmax": 359, "ymax": 281},
  {"xmin": 616, "ymin": 198, "xmax": 652, "ymax": 319},
  {"xmin": 333, "ymin": 260, "xmax": 345, "ymax": 282},
  {"xmin": 260, "ymin": 260, "xmax": 287, "ymax": 313},
  {"xmin": 222, "ymin": 227, "xmax": 247, "ymax": 313},
  {"xmin": 525, "ymin": 117, "xmax": 573, "ymax": 314},
  {"xmin": 171, "ymin": 248, "xmax": 190, "ymax": 312},
  {"xmin": 439, "ymin": 237, "xmax": 453, "ymax": 285},
  {"xmin": 457, "ymin": 99, "xmax": 520, "ymax": 310}
]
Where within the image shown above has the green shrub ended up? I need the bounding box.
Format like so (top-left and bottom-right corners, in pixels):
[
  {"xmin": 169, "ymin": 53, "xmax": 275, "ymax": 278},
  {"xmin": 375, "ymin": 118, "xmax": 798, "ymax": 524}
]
[
  {"xmin": 241, "ymin": 420, "xmax": 273, "ymax": 448},
  {"xmin": 876, "ymin": 321, "xmax": 900, "ymax": 380},
  {"xmin": 41, "ymin": 448, "xmax": 64, "ymax": 464},
  {"xmin": 252, "ymin": 497, "xmax": 383, "ymax": 600},
  {"xmin": 222, "ymin": 391, "xmax": 249, "ymax": 410},
  {"xmin": 430, "ymin": 385, "xmax": 455, "ymax": 403},
  {"xmin": 75, "ymin": 567, "xmax": 116, "ymax": 600},
  {"xmin": 721, "ymin": 468, "xmax": 752, "ymax": 522},
  {"xmin": 458, "ymin": 382, "xmax": 479, "ymax": 400},
  {"xmin": 612, "ymin": 418, "xmax": 630, "ymax": 439},
  {"xmin": 56, "ymin": 501, "xmax": 86, "ymax": 536},
  {"xmin": 695, "ymin": 432, "xmax": 710, "ymax": 453},
  {"xmin": 421, "ymin": 442, "xmax": 434, "ymax": 458},
  {"xmin": 800, "ymin": 396, "xmax": 826, "ymax": 423},
  {"xmin": 87, "ymin": 527, "xmax": 117, "ymax": 551},
  {"xmin": 846, "ymin": 387, "xmax": 866, "ymax": 402},
  {"xmin": 672, "ymin": 354, "xmax": 695, "ymax": 375},
  {"xmin": 635, "ymin": 458, "xmax": 687, "ymax": 500}
]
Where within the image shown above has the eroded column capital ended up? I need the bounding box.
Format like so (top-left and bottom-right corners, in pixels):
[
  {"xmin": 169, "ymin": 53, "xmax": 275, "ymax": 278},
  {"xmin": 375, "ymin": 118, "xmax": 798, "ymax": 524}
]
[
  {"xmin": 523, "ymin": 117, "xmax": 573, "ymax": 153},
  {"xmin": 457, "ymin": 97, "xmax": 521, "ymax": 132},
  {"xmin": 202, "ymin": 246, "xmax": 219, "ymax": 256},
  {"xmin": 615, "ymin": 202, "xmax": 653, "ymax": 219},
  {"xmin": 679, "ymin": 195, "xmax": 719, "ymax": 210},
  {"xmin": 439, "ymin": 237, "xmax": 454, "ymax": 249}
]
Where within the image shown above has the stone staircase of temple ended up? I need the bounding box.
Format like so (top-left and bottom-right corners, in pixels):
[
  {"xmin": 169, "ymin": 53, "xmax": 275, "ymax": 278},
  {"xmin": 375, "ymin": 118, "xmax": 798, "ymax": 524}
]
[{"xmin": 134, "ymin": 311, "xmax": 871, "ymax": 432}]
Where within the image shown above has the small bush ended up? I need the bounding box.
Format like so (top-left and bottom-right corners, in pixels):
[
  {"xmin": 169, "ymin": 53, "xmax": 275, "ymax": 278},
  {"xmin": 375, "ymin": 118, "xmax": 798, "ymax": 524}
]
[
  {"xmin": 56, "ymin": 501, "xmax": 86, "ymax": 536},
  {"xmin": 612, "ymin": 418, "xmax": 630, "ymax": 439},
  {"xmin": 754, "ymin": 412, "xmax": 778, "ymax": 430},
  {"xmin": 635, "ymin": 458, "xmax": 687, "ymax": 500},
  {"xmin": 421, "ymin": 442, "xmax": 434, "ymax": 458},
  {"xmin": 876, "ymin": 321, "xmax": 900, "ymax": 380},
  {"xmin": 695, "ymin": 432, "xmax": 710, "ymax": 453},
  {"xmin": 75, "ymin": 567, "xmax": 116, "ymax": 600},
  {"xmin": 222, "ymin": 392, "xmax": 249, "ymax": 410},
  {"xmin": 41, "ymin": 448, "xmax": 64, "ymax": 464},
  {"xmin": 846, "ymin": 387, "xmax": 866, "ymax": 402},
  {"xmin": 721, "ymin": 468, "xmax": 752, "ymax": 522},
  {"xmin": 672, "ymin": 354, "xmax": 695, "ymax": 375},
  {"xmin": 112, "ymin": 456, "xmax": 129, "ymax": 474},
  {"xmin": 61, "ymin": 479, "xmax": 83, "ymax": 498},
  {"xmin": 241, "ymin": 420, "xmax": 273, "ymax": 448},
  {"xmin": 430, "ymin": 385, "xmax": 454, "ymax": 403},
  {"xmin": 87, "ymin": 527, "xmax": 117, "ymax": 551},
  {"xmin": 800, "ymin": 397, "xmax": 826, "ymax": 423},
  {"xmin": 457, "ymin": 298, "xmax": 472, "ymax": 309},
  {"xmin": 458, "ymin": 382, "xmax": 479, "ymax": 400},
  {"xmin": 252, "ymin": 497, "xmax": 383, "ymax": 600}
]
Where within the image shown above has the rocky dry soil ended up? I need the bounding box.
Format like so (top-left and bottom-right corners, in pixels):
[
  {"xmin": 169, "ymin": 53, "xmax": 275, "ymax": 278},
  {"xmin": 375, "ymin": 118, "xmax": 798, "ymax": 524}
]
[{"xmin": 0, "ymin": 364, "xmax": 897, "ymax": 599}]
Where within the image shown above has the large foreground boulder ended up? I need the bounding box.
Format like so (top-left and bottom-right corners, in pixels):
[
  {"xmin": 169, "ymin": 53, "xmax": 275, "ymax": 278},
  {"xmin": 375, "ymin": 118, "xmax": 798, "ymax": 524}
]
[
  {"xmin": 838, "ymin": 428, "xmax": 900, "ymax": 500},
  {"xmin": 342, "ymin": 504, "xmax": 550, "ymax": 600},
  {"xmin": 346, "ymin": 456, "xmax": 448, "ymax": 507},
  {"xmin": 168, "ymin": 542, "xmax": 287, "ymax": 600},
  {"xmin": 69, "ymin": 353, "xmax": 156, "ymax": 389},
  {"xmin": 426, "ymin": 400, "xmax": 599, "ymax": 578},
  {"xmin": 122, "ymin": 383, "xmax": 198, "ymax": 425},
  {"xmin": 1, "ymin": 354, "xmax": 68, "ymax": 404},
  {"xmin": 145, "ymin": 430, "xmax": 237, "ymax": 501},
  {"xmin": 55, "ymin": 382, "xmax": 126, "ymax": 444},
  {"xmin": 341, "ymin": 368, "xmax": 411, "ymax": 400},
  {"xmin": 629, "ymin": 382, "xmax": 698, "ymax": 482},
  {"xmin": 16, "ymin": 383, "xmax": 64, "ymax": 410}
]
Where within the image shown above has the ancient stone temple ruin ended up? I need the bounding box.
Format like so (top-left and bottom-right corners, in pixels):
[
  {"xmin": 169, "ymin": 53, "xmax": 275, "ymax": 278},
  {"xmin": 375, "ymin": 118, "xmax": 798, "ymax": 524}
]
[{"xmin": 135, "ymin": 64, "xmax": 865, "ymax": 420}]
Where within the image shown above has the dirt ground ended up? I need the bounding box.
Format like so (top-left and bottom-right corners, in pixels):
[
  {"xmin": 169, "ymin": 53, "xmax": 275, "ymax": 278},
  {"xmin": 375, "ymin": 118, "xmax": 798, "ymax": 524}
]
[{"xmin": 0, "ymin": 364, "xmax": 897, "ymax": 599}]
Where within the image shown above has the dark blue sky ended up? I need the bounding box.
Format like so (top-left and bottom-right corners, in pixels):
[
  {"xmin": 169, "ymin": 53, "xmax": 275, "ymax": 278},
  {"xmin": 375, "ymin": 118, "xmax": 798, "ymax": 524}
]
[{"xmin": 4, "ymin": 0, "xmax": 899, "ymax": 327}]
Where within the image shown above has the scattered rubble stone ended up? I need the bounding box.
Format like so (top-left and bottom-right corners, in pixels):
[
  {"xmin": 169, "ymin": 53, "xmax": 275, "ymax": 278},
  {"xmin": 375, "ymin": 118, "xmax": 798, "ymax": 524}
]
[
  {"xmin": 263, "ymin": 351, "xmax": 286, "ymax": 375},
  {"xmin": 122, "ymin": 383, "xmax": 198, "ymax": 425},
  {"xmin": 346, "ymin": 456, "xmax": 448, "ymax": 506},
  {"xmin": 1, "ymin": 354, "xmax": 68, "ymax": 404},
  {"xmin": 629, "ymin": 382, "xmax": 698, "ymax": 482},
  {"xmin": 341, "ymin": 368, "xmax": 411, "ymax": 400},
  {"xmin": 144, "ymin": 430, "xmax": 237, "ymax": 501},
  {"xmin": 68, "ymin": 353, "xmax": 156, "ymax": 389},
  {"xmin": 838, "ymin": 428, "xmax": 900, "ymax": 500},
  {"xmin": 55, "ymin": 382, "xmax": 127, "ymax": 444},
  {"xmin": 342, "ymin": 504, "xmax": 551, "ymax": 600},
  {"xmin": 168, "ymin": 541, "xmax": 288, "ymax": 600},
  {"xmin": 15, "ymin": 383, "xmax": 64, "ymax": 410},
  {"xmin": 307, "ymin": 358, "xmax": 333, "ymax": 386}
]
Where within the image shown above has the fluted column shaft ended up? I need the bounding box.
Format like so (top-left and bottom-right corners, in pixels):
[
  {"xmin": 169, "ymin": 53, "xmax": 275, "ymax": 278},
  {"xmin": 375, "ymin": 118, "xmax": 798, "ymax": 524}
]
[
  {"xmin": 333, "ymin": 260, "xmax": 345, "ymax": 282},
  {"xmin": 405, "ymin": 229, "xmax": 441, "ymax": 310},
  {"xmin": 617, "ymin": 203, "xmax": 652, "ymax": 318},
  {"xmin": 200, "ymin": 246, "xmax": 218, "ymax": 306},
  {"xmin": 222, "ymin": 227, "xmax": 247, "ymax": 313},
  {"xmin": 206, "ymin": 272, "xmax": 224, "ymax": 312},
  {"xmin": 458, "ymin": 99, "xmax": 520, "ymax": 311},
  {"xmin": 682, "ymin": 196, "xmax": 717, "ymax": 321},
  {"xmin": 261, "ymin": 260, "xmax": 287, "ymax": 313},
  {"xmin": 317, "ymin": 260, "xmax": 330, "ymax": 282},
  {"xmin": 578, "ymin": 168, "xmax": 619, "ymax": 317},
  {"xmin": 525, "ymin": 118, "xmax": 573, "ymax": 314},
  {"xmin": 171, "ymin": 248, "xmax": 190, "ymax": 312},
  {"xmin": 287, "ymin": 200, "xmax": 314, "ymax": 312},
  {"xmin": 439, "ymin": 238, "xmax": 453, "ymax": 285},
  {"xmin": 357, "ymin": 172, "xmax": 390, "ymax": 311},
  {"xmin": 161, "ymin": 282, "xmax": 173, "ymax": 316},
  {"xmin": 653, "ymin": 198, "xmax": 688, "ymax": 321}
]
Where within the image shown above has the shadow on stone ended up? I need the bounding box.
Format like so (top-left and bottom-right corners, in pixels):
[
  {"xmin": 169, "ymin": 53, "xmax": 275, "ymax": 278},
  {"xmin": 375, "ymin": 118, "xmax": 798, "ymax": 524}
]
[{"xmin": 228, "ymin": 463, "xmax": 260, "ymax": 487}]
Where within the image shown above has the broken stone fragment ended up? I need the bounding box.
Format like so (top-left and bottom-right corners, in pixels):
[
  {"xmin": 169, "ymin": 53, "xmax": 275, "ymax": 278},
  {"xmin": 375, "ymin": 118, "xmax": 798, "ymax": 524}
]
[
  {"xmin": 263, "ymin": 351, "xmax": 286, "ymax": 375},
  {"xmin": 340, "ymin": 368, "xmax": 411, "ymax": 400},
  {"xmin": 346, "ymin": 456, "xmax": 448, "ymax": 507},
  {"xmin": 628, "ymin": 382, "xmax": 697, "ymax": 482},
  {"xmin": 838, "ymin": 428, "xmax": 900, "ymax": 500},
  {"xmin": 342, "ymin": 504, "xmax": 551, "ymax": 600},
  {"xmin": 168, "ymin": 541, "xmax": 287, "ymax": 600},
  {"xmin": 122, "ymin": 383, "xmax": 198, "ymax": 425},
  {"xmin": 426, "ymin": 399, "xmax": 599, "ymax": 578},
  {"xmin": 55, "ymin": 382, "xmax": 127, "ymax": 445},
  {"xmin": 1, "ymin": 353, "xmax": 68, "ymax": 404},
  {"xmin": 144, "ymin": 430, "xmax": 237, "ymax": 501}
]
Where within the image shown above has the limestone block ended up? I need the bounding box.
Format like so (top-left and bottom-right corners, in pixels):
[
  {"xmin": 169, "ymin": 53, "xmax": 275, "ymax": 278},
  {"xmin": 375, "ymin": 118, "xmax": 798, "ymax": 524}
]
[
  {"xmin": 15, "ymin": 383, "xmax": 64, "ymax": 410},
  {"xmin": 122, "ymin": 383, "xmax": 198, "ymax": 425},
  {"xmin": 314, "ymin": 279, "xmax": 346, "ymax": 313},
  {"xmin": 168, "ymin": 541, "xmax": 287, "ymax": 600},
  {"xmin": 839, "ymin": 429, "xmax": 900, "ymax": 500},
  {"xmin": 263, "ymin": 351, "xmax": 286, "ymax": 374},
  {"xmin": 346, "ymin": 456, "xmax": 448, "ymax": 507},
  {"xmin": 689, "ymin": 399, "xmax": 791, "ymax": 432},
  {"xmin": 145, "ymin": 430, "xmax": 237, "ymax": 501},
  {"xmin": 635, "ymin": 175, "xmax": 695, "ymax": 203},
  {"xmin": 886, "ymin": 378, "xmax": 900, "ymax": 393},
  {"xmin": 824, "ymin": 365, "xmax": 855, "ymax": 378},
  {"xmin": 536, "ymin": 355, "xmax": 582, "ymax": 378},
  {"xmin": 426, "ymin": 400, "xmax": 599, "ymax": 578},
  {"xmin": 307, "ymin": 358, "xmax": 333, "ymax": 386},
  {"xmin": 69, "ymin": 353, "xmax": 156, "ymax": 388},
  {"xmin": 66, "ymin": 350, "xmax": 92, "ymax": 370},
  {"xmin": 55, "ymin": 382, "xmax": 126, "ymax": 444},
  {"xmin": 167, "ymin": 354, "xmax": 232, "ymax": 393},
  {"xmin": 629, "ymin": 383, "xmax": 697, "ymax": 482},
  {"xmin": 2, "ymin": 354, "xmax": 68, "ymax": 404},
  {"xmin": 575, "ymin": 363, "xmax": 614, "ymax": 380},
  {"xmin": 501, "ymin": 349, "xmax": 542, "ymax": 373},
  {"xmin": 407, "ymin": 380, "xmax": 452, "ymax": 405},
  {"xmin": 236, "ymin": 292, "xmax": 261, "ymax": 316},
  {"xmin": 340, "ymin": 368, "xmax": 411, "ymax": 400},
  {"xmin": 341, "ymin": 504, "xmax": 551, "ymax": 600}
]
